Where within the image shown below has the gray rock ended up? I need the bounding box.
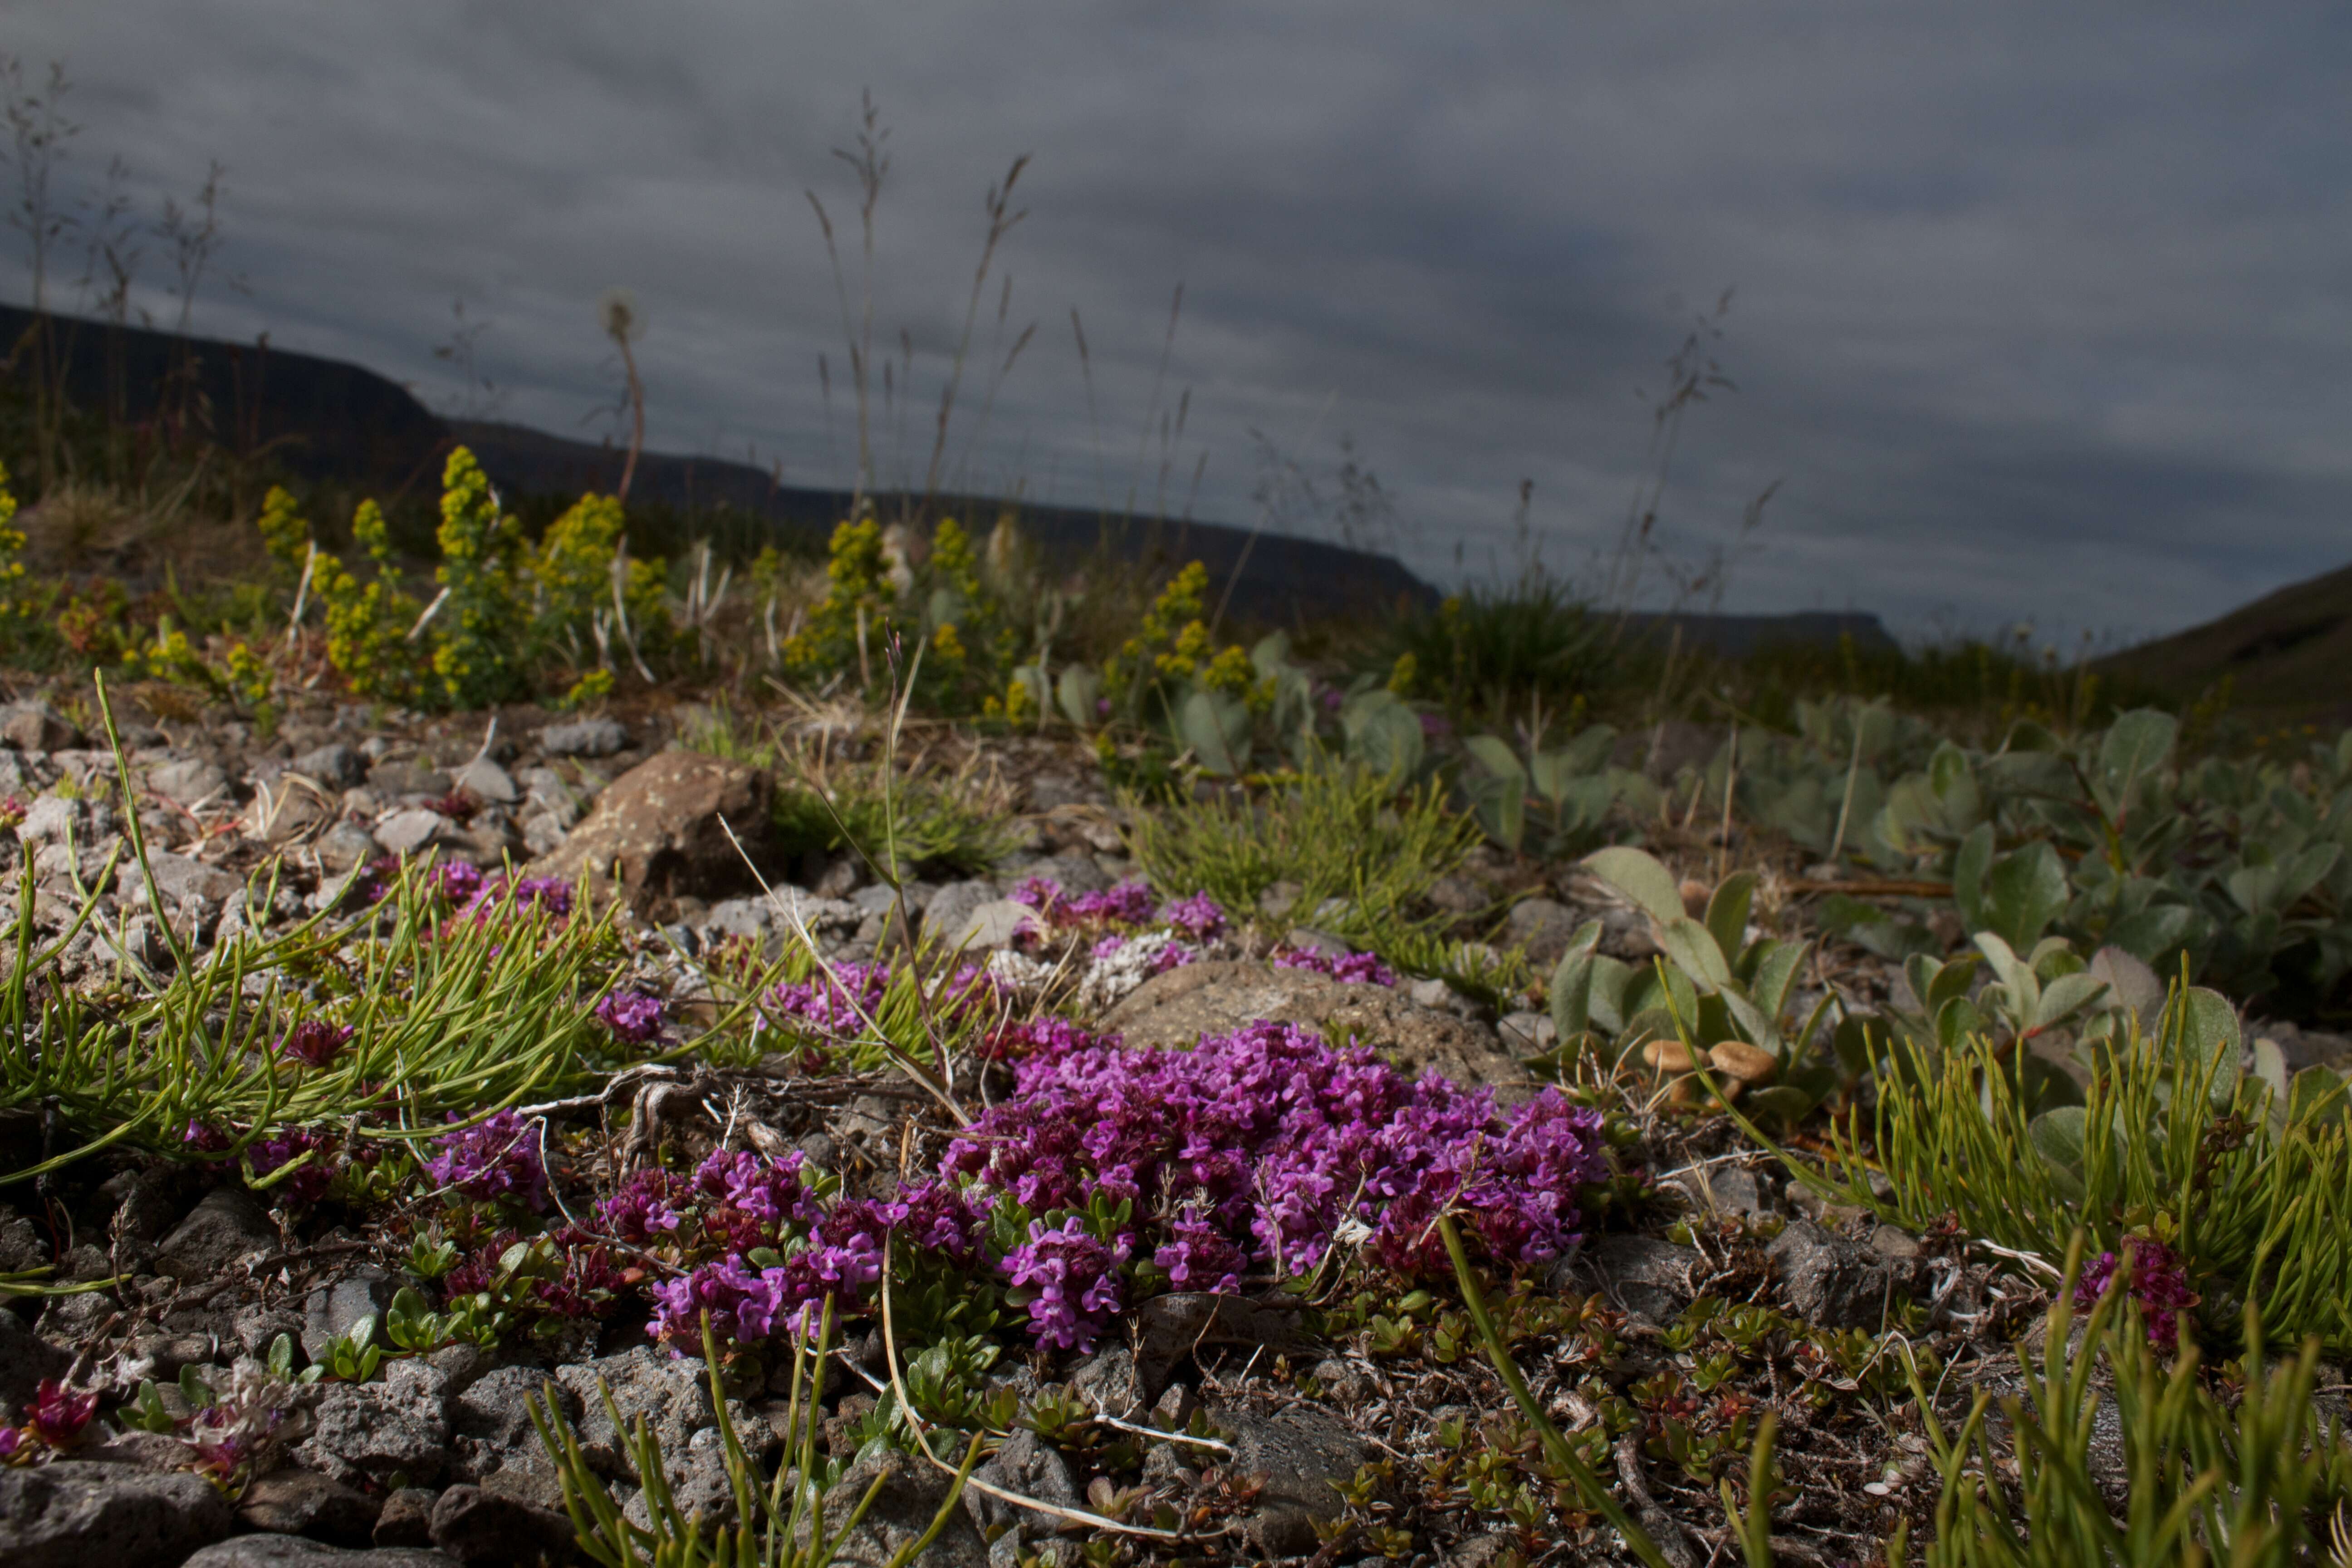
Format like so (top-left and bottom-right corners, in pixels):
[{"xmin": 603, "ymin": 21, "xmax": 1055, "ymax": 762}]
[
  {"xmin": 373, "ymin": 809, "xmax": 454, "ymax": 858},
  {"xmin": 1554, "ymin": 1234, "xmax": 1705, "ymax": 1326},
  {"xmin": 294, "ymin": 743, "xmax": 370, "ymax": 790},
  {"xmin": 451, "ymin": 759, "xmax": 519, "ymax": 805},
  {"xmin": 1502, "ymin": 897, "xmax": 1583, "ymax": 966},
  {"xmin": 428, "ymin": 1483, "xmax": 577, "ymax": 1565},
  {"xmin": 155, "ymin": 1185, "xmax": 279, "ymax": 1280},
  {"xmin": 183, "ymin": 1539, "xmax": 461, "ymax": 1567},
  {"xmin": 372, "ymin": 1488, "xmax": 440, "ymax": 1549},
  {"xmin": 1, "ymin": 704, "xmax": 83, "ymax": 753},
  {"xmin": 0, "ymin": 1462, "xmax": 234, "ymax": 1567},
  {"xmin": 236, "ymin": 1469, "xmax": 383, "ymax": 1544},
  {"xmin": 369, "ymin": 763, "xmax": 452, "ymax": 798},
  {"xmin": 16, "ymin": 795, "xmax": 88, "ymax": 846},
  {"xmin": 1066, "ymin": 1344, "xmax": 1142, "ymax": 1417},
  {"xmin": 815, "ymin": 1451, "xmax": 989, "ymax": 1568},
  {"xmin": 0, "ymin": 1303, "xmax": 73, "ymax": 1409},
  {"xmin": 526, "ymin": 751, "xmax": 778, "ymax": 918},
  {"xmin": 118, "ymin": 849, "xmax": 245, "ymax": 906},
  {"xmin": 317, "ymin": 822, "xmax": 382, "ymax": 874},
  {"xmin": 297, "ymin": 1359, "xmax": 454, "ymax": 1487},
  {"xmin": 450, "ymin": 1366, "xmax": 577, "ymax": 1487},
  {"xmin": 1023, "ymin": 851, "xmax": 1109, "ymax": 895},
  {"xmin": 304, "ymin": 1269, "xmax": 411, "ymax": 1361},
  {"xmin": 0, "ymin": 1204, "xmax": 44, "ymax": 1273},
  {"xmin": 964, "ymin": 1427, "xmax": 1076, "ymax": 1547},
  {"xmin": 1284, "ymin": 926, "xmax": 1352, "ymax": 959},
  {"xmin": 1426, "ymin": 873, "xmax": 1489, "ymax": 915},
  {"xmin": 1497, "ymin": 1010, "xmax": 1558, "ymax": 1054},
  {"xmin": 519, "ymin": 813, "xmax": 568, "ymax": 858},
  {"xmin": 1104, "ymin": 959, "xmax": 1532, "ymax": 1095},
  {"xmin": 1130, "ymin": 1293, "xmax": 1313, "ymax": 1406},
  {"xmin": 234, "ymin": 1302, "xmax": 308, "ymax": 1359},
  {"xmin": 1765, "ymin": 1219, "xmax": 1911, "ymax": 1330},
  {"xmin": 942, "ymin": 897, "xmax": 1035, "ymax": 952},
  {"xmin": 1210, "ymin": 1398, "xmax": 1375, "ymax": 1556},
  {"xmin": 918, "ymin": 880, "xmax": 1001, "ymax": 948},
  {"xmin": 538, "ymin": 719, "xmax": 628, "ymax": 758},
  {"xmin": 618, "ymin": 1420, "xmax": 738, "ymax": 1535},
  {"xmin": 1661, "ymin": 1162, "xmax": 1778, "ymax": 1220},
  {"xmin": 551, "ymin": 1347, "xmax": 719, "ymax": 1482},
  {"xmin": 147, "ymin": 757, "xmax": 230, "ymax": 807}
]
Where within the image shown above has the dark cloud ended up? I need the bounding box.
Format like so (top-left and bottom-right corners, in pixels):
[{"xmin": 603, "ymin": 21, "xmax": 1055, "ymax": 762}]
[{"xmin": 6, "ymin": 3, "xmax": 2348, "ymax": 643}]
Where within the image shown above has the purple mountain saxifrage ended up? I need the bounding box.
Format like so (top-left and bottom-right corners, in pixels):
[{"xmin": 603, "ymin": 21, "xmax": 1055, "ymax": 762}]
[
  {"xmin": 946, "ymin": 1019, "xmax": 1610, "ymax": 1296},
  {"xmin": 598, "ymin": 1019, "xmax": 1609, "ymax": 1358}
]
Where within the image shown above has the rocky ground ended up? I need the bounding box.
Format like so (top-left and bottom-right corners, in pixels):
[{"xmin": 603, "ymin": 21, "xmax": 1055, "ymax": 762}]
[{"xmin": 0, "ymin": 684, "xmax": 2342, "ymax": 1568}]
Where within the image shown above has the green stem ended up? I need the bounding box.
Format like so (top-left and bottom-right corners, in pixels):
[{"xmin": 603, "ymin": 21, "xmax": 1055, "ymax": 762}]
[{"xmin": 1437, "ymin": 1213, "xmax": 1674, "ymax": 1568}]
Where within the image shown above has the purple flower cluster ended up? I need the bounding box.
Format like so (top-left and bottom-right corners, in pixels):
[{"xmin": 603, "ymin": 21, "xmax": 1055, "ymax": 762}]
[
  {"xmin": 944, "ymin": 1019, "xmax": 1609, "ymax": 1286},
  {"xmin": 594, "ymin": 989, "xmax": 668, "ymax": 1044},
  {"xmin": 1273, "ymin": 947, "xmax": 1399, "ymax": 987},
  {"xmin": 613, "ymin": 1152, "xmax": 985, "ymax": 1350},
  {"xmin": 2074, "ymin": 1236, "xmax": 2200, "ymax": 1352},
  {"xmin": 429, "ymin": 861, "xmax": 486, "ymax": 905},
  {"xmin": 461, "ymin": 875, "xmax": 573, "ymax": 921},
  {"xmin": 1159, "ymin": 892, "xmax": 1228, "ymax": 941},
  {"xmin": 442, "ymin": 1225, "xmax": 626, "ymax": 1324},
  {"xmin": 1003, "ymin": 1216, "xmax": 1131, "ymax": 1350},
  {"xmin": 426, "ymin": 1110, "xmax": 549, "ymax": 1211},
  {"xmin": 0, "ymin": 1379, "xmax": 97, "ymax": 1461},
  {"xmin": 1013, "ymin": 877, "xmax": 1158, "ymax": 928},
  {"xmin": 276, "ymin": 1019, "xmax": 353, "ymax": 1069},
  {"xmin": 761, "ymin": 961, "xmax": 891, "ymax": 1036},
  {"xmin": 248, "ymin": 1128, "xmax": 336, "ymax": 1205}
]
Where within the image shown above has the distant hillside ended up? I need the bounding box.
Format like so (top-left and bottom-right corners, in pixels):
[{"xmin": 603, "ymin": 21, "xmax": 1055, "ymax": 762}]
[
  {"xmin": 3, "ymin": 300, "xmax": 1901, "ymax": 648},
  {"xmin": 0, "ymin": 302, "xmax": 449, "ymax": 498},
  {"xmin": 2094, "ymin": 560, "xmax": 2352, "ymax": 726},
  {"xmin": 444, "ymin": 418, "xmax": 1438, "ymax": 629}
]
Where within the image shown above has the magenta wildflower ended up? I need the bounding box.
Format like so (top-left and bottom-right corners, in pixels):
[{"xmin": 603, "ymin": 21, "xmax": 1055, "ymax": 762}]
[
  {"xmin": 249, "ymin": 1128, "xmax": 336, "ymax": 1205},
  {"xmin": 276, "ymin": 1019, "xmax": 353, "ymax": 1069},
  {"xmin": 944, "ymin": 1018, "xmax": 1609, "ymax": 1290},
  {"xmin": 594, "ymin": 989, "xmax": 668, "ymax": 1044},
  {"xmin": 1003, "ymin": 1216, "xmax": 1130, "ymax": 1352},
  {"xmin": 2074, "ymin": 1236, "xmax": 2200, "ymax": 1352},
  {"xmin": 598, "ymin": 1167, "xmax": 689, "ymax": 1241},
  {"xmin": 426, "ymin": 1110, "xmax": 548, "ymax": 1211},
  {"xmin": 429, "ymin": 861, "xmax": 486, "ymax": 905},
  {"xmin": 24, "ymin": 1381, "xmax": 95, "ymax": 1448},
  {"xmin": 183, "ymin": 1120, "xmax": 232, "ymax": 1156},
  {"xmin": 1160, "ymin": 892, "xmax": 1227, "ymax": 941},
  {"xmin": 1065, "ymin": 882, "xmax": 1156, "ymax": 926},
  {"xmin": 1273, "ymin": 947, "xmax": 1398, "ymax": 986}
]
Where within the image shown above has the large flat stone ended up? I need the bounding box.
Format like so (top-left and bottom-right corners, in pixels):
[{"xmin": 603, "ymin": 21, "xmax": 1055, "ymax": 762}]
[{"xmin": 1101, "ymin": 959, "xmax": 1529, "ymax": 1093}]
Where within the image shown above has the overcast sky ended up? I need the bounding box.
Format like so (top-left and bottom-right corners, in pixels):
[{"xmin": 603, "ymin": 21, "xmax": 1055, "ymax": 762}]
[{"xmin": 6, "ymin": 3, "xmax": 2347, "ymax": 646}]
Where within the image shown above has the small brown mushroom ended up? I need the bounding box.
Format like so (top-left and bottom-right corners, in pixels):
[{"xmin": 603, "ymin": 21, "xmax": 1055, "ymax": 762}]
[
  {"xmin": 1706, "ymin": 1039, "xmax": 1778, "ymax": 1085},
  {"xmin": 1642, "ymin": 1039, "xmax": 1703, "ymax": 1075}
]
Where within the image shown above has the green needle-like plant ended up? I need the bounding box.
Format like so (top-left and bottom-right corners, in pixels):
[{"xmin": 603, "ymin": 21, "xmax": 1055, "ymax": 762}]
[
  {"xmin": 1902, "ymin": 1235, "xmax": 2352, "ymax": 1567},
  {"xmin": 529, "ymin": 1302, "xmax": 981, "ymax": 1568},
  {"xmin": 1781, "ymin": 978, "xmax": 2352, "ymax": 1355}
]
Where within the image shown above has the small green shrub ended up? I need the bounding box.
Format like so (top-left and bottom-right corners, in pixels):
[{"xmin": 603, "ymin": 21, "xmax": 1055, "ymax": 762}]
[
  {"xmin": 1127, "ymin": 757, "xmax": 1484, "ymax": 979},
  {"xmin": 1793, "ymin": 978, "xmax": 2352, "ymax": 1355}
]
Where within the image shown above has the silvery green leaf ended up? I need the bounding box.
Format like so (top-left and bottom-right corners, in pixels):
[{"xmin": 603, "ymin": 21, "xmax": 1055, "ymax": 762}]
[
  {"xmin": 1179, "ymin": 689, "xmax": 1239, "ymax": 776},
  {"xmin": 1465, "ymin": 734, "xmax": 1526, "ymax": 786},
  {"xmin": 1583, "ymin": 845, "xmax": 1685, "ymax": 929},
  {"xmin": 1056, "ymin": 664, "xmax": 1102, "ymax": 730},
  {"xmin": 1660, "ymin": 916, "xmax": 1731, "ymax": 991},
  {"xmin": 1705, "ymin": 872, "xmax": 1757, "ymax": 964}
]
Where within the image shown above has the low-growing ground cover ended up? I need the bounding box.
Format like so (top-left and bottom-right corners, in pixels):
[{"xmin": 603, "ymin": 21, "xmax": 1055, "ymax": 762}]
[
  {"xmin": 2, "ymin": 659, "xmax": 2350, "ymax": 1568},
  {"xmin": 2, "ymin": 459, "xmax": 2352, "ymax": 1563}
]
